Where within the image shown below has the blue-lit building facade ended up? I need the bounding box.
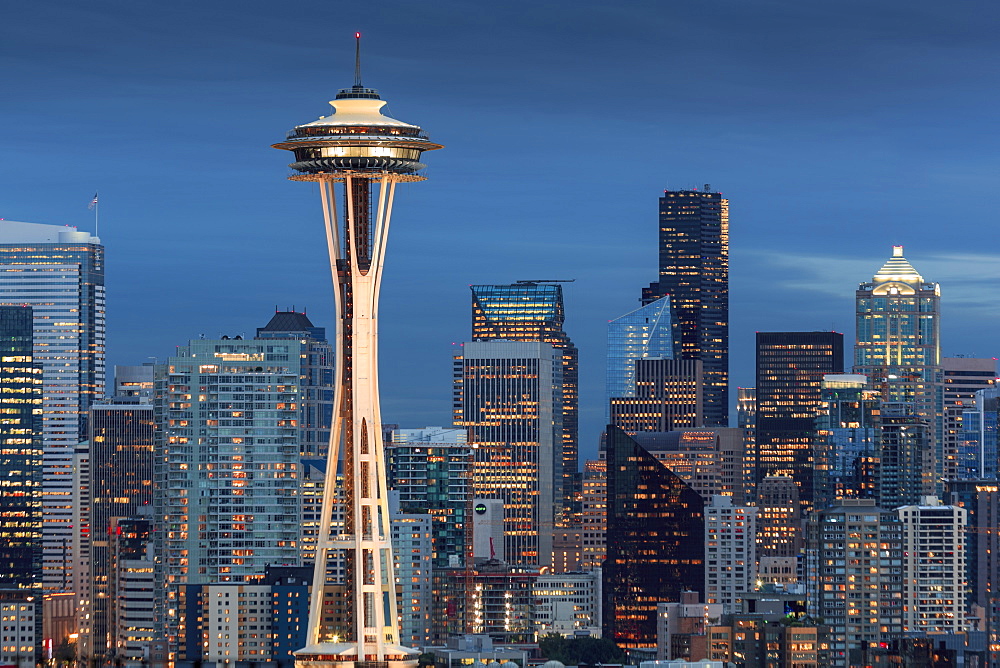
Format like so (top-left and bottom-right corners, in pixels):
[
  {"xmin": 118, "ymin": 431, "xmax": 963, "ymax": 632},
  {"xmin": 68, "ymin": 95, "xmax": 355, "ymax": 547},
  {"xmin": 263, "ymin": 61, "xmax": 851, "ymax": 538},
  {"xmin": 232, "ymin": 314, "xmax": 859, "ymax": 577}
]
[
  {"xmin": 606, "ymin": 295, "xmax": 677, "ymax": 413},
  {"xmin": 960, "ymin": 388, "xmax": 999, "ymax": 480},
  {"xmin": 813, "ymin": 373, "xmax": 879, "ymax": 508},
  {"xmin": 0, "ymin": 221, "xmax": 104, "ymax": 591},
  {"xmin": 854, "ymin": 246, "xmax": 943, "ymax": 486}
]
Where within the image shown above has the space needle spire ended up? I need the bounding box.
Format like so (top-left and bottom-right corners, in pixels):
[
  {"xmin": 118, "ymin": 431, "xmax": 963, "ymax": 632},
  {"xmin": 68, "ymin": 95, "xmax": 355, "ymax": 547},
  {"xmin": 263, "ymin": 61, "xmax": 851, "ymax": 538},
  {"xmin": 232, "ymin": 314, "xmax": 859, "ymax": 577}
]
[{"xmin": 273, "ymin": 36, "xmax": 442, "ymax": 668}]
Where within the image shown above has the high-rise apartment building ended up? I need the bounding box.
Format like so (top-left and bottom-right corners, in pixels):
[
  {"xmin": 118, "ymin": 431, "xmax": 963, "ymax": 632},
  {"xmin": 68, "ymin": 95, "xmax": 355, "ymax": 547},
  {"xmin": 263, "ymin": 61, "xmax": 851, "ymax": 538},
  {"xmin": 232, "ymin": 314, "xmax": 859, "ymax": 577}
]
[
  {"xmin": 255, "ymin": 311, "xmax": 333, "ymax": 457},
  {"xmin": 580, "ymin": 459, "xmax": 607, "ymax": 572},
  {"xmin": 603, "ymin": 426, "xmax": 704, "ymax": 651},
  {"xmin": 471, "ymin": 282, "xmax": 578, "ymax": 520},
  {"xmin": 0, "ymin": 221, "xmax": 104, "ymax": 590},
  {"xmin": 854, "ymin": 246, "xmax": 942, "ymax": 485},
  {"xmin": 454, "ymin": 340, "xmax": 562, "ymax": 567},
  {"xmin": 642, "ymin": 188, "xmax": 729, "ymax": 427},
  {"xmin": 878, "ymin": 404, "xmax": 934, "ymax": 509},
  {"xmin": 806, "ymin": 499, "xmax": 903, "ymax": 667},
  {"xmin": 386, "ymin": 427, "xmax": 471, "ymax": 569},
  {"xmin": 704, "ymin": 496, "xmax": 756, "ymax": 614},
  {"xmin": 896, "ymin": 497, "xmax": 966, "ymax": 634},
  {"xmin": 606, "ymin": 295, "xmax": 677, "ymax": 414},
  {"xmin": 155, "ymin": 337, "xmax": 302, "ymax": 650},
  {"xmin": 0, "ymin": 306, "xmax": 43, "ymax": 590},
  {"xmin": 755, "ymin": 331, "xmax": 844, "ymax": 509}
]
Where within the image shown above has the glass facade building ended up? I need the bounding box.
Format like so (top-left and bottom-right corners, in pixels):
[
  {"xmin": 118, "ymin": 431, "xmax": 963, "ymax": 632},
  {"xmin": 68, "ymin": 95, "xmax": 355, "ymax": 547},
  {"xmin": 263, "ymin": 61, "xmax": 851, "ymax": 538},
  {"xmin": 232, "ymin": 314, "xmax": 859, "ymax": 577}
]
[
  {"xmin": 960, "ymin": 388, "xmax": 1000, "ymax": 480},
  {"xmin": 453, "ymin": 340, "xmax": 562, "ymax": 567},
  {"xmin": 255, "ymin": 311, "xmax": 333, "ymax": 457},
  {"xmin": 154, "ymin": 337, "xmax": 303, "ymax": 650},
  {"xmin": 0, "ymin": 306, "xmax": 43, "ymax": 589},
  {"xmin": 755, "ymin": 331, "xmax": 844, "ymax": 509},
  {"xmin": 813, "ymin": 373, "xmax": 880, "ymax": 509},
  {"xmin": 0, "ymin": 221, "xmax": 104, "ymax": 590},
  {"xmin": 854, "ymin": 245, "xmax": 942, "ymax": 485},
  {"xmin": 643, "ymin": 189, "xmax": 729, "ymax": 427},
  {"xmin": 471, "ymin": 282, "xmax": 578, "ymax": 521},
  {"xmin": 83, "ymin": 398, "xmax": 155, "ymax": 664},
  {"xmin": 602, "ymin": 425, "xmax": 704, "ymax": 651},
  {"xmin": 386, "ymin": 426, "xmax": 472, "ymax": 569},
  {"xmin": 606, "ymin": 296, "xmax": 677, "ymax": 412}
]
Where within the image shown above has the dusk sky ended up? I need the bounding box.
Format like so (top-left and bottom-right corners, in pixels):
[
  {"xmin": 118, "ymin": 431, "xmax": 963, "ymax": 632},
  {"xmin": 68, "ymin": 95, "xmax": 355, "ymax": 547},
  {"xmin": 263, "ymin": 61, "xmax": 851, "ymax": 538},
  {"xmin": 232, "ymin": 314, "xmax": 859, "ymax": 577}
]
[{"xmin": 4, "ymin": 0, "xmax": 999, "ymax": 461}]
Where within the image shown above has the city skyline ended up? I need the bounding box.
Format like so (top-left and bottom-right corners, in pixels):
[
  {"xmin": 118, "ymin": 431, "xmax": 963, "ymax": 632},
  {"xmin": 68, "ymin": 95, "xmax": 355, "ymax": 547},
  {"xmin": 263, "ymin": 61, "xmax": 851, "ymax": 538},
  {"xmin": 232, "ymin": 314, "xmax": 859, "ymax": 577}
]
[{"xmin": 5, "ymin": 1, "xmax": 1000, "ymax": 459}]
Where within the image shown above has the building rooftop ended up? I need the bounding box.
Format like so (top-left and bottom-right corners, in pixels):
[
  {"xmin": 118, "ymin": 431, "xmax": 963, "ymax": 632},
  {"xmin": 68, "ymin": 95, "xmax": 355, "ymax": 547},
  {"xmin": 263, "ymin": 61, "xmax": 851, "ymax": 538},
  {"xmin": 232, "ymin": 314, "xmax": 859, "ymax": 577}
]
[
  {"xmin": 873, "ymin": 245, "xmax": 922, "ymax": 283},
  {"xmin": 0, "ymin": 221, "xmax": 100, "ymax": 244}
]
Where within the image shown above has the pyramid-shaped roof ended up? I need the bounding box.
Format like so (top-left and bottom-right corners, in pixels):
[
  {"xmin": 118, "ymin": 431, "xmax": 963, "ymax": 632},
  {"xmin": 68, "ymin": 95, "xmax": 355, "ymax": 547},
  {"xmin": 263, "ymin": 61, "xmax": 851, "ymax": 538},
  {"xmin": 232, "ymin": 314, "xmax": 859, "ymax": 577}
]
[{"xmin": 873, "ymin": 245, "xmax": 922, "ymax": 283}]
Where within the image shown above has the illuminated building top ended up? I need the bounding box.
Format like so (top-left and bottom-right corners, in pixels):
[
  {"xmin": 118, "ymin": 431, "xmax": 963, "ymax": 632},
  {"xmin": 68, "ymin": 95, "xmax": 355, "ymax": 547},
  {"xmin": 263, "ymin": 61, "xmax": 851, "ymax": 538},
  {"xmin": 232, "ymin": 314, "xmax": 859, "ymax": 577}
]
[{"xmin": 873, "ymin": 245, "xmax": 923, "ymax": 284}]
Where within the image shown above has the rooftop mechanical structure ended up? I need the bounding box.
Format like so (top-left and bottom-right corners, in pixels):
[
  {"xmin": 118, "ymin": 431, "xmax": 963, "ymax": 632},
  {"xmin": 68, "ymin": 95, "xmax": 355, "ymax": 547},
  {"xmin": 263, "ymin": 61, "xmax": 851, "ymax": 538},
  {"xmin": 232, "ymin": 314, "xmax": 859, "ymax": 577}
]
[{"xmin": 273, "ymin": 36, "xmax": 442, "ymax": 668}]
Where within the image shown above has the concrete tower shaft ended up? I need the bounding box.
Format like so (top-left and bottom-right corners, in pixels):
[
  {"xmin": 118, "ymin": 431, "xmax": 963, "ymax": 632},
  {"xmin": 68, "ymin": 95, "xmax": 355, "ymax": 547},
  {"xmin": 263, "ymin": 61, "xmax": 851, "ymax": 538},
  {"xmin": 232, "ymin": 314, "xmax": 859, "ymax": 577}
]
[{"xmin": 273, "ymin": 38, "xmax": 441, "ymax": 668}]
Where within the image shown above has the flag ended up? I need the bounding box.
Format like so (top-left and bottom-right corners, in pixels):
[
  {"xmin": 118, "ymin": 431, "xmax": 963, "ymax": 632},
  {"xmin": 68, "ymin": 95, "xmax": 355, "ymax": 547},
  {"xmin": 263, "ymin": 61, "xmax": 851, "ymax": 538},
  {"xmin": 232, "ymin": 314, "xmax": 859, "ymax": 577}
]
[{"xmin": 88, "ymin": 192, "xmax": 98, "ymax": 210}]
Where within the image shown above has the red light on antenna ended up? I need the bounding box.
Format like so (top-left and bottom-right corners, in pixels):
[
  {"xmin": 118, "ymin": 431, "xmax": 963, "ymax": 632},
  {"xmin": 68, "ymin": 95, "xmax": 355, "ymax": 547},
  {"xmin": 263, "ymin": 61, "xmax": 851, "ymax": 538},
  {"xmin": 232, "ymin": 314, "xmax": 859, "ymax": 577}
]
[{"xmin": 355, "ymin": 32, "xmax": 361, "ymax": 38}]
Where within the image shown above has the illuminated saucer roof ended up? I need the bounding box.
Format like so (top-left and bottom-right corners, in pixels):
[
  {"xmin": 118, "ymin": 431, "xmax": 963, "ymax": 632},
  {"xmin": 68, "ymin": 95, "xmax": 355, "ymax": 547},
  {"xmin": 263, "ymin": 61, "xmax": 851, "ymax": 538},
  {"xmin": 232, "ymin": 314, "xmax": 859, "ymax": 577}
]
[{"xmin": 873, "ymin": 245, "xmax": 922, "ymax": 283}]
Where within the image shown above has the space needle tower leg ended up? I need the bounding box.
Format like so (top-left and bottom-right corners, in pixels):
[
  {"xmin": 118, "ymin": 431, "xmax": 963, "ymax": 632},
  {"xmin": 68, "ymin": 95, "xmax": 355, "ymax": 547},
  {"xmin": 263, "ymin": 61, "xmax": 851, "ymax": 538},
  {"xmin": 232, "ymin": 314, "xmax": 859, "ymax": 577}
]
[{"xmin": 273, "ymin": 35, "xmax": 442, "ymax": 668}]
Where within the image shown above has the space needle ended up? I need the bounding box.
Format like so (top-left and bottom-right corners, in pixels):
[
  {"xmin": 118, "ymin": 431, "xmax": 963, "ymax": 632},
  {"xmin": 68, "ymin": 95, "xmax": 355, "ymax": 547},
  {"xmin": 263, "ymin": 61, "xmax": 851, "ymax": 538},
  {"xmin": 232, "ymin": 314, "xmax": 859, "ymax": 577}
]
[{"xmin": 273, "ymin": 35, "xmax": 442, "ymax": 668}]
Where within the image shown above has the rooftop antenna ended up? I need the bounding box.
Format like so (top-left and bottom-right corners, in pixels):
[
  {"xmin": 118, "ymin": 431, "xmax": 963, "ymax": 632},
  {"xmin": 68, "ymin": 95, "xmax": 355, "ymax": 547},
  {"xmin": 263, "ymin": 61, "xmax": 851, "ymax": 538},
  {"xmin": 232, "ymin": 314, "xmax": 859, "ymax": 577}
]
[{"xmin": 354, "ymin": 32, "xmax": 363, "ymax": 88}]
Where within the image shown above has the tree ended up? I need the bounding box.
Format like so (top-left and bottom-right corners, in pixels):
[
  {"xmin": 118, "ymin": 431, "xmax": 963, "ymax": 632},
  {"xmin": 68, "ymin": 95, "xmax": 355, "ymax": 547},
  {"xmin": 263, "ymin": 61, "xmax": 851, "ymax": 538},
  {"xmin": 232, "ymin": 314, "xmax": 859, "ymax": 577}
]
[{"xmin": 538, "ymin": 635, "xmax": 626, "ymax": 666}]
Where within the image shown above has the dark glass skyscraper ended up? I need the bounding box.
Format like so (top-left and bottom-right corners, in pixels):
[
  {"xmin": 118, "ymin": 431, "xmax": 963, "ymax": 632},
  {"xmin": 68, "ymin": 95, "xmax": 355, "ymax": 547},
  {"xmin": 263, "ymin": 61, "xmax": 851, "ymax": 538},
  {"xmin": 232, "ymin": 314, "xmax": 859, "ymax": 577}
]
[
  {"xmin": 602, "ymin": 425, "xmax": 704, "ymax": 651},
  {"xmin": 755, "ymin": 331, "xmax": 844, "ymax": 510},
  {"xmin": 0, "ymin": 305, "xmax": 42, "ymax": 589},
  {"xmin": 471, "ymin": 282, "xmax": 579, "ymax": 521},
  {"xmin": 643, "ymin": 189, "xmax": 729, "ymax": 427}
]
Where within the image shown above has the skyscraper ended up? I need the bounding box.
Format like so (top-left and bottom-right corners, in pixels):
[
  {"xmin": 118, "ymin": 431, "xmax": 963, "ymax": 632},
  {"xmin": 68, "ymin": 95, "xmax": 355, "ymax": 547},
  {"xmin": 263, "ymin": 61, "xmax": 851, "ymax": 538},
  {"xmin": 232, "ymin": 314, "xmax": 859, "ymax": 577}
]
[
  {"xmin": 602, "ymin": 425, "xmax": 704, "ymax": 651},
  {"xmin": 755, "ymin": 331, "xmax": 844, "ymax": 509},
  {"xmin": 154, "ymin": 337, "xmax": 303, "ymax": 650},
  {"xmin": 0, "ymin": 221, "xmax": 104, "ymax": 591},
  {"xmin": 0, "ymin": 306, "xmax": 43, "ymax": 589},
  {"xmin": 643, "ymin": 188, "xmax": 729, "ymax": 427},
  {"xmin": 255, "ymin": 310, "xmax": 334, "ymax": 457},
  {"xmin": 271, "ymin": 36, "xmax": 442, "ymax": 667},
  {"xmin": 854, "ymin": 246, "xmax": 942, "ymax": 484},
  {"xmin": 942, "ymin": 357, "xmax": 997, "ymax": 482},
  {"xmin": 609, "ymin": 359, "xmax": 703, "ymax": 432},
  {"xmin": 83, "ymin": 389, "xmax": 155, "ymax": 664},
  {"xmin": 813, "ymin": 373, "xmax": 879, "ymax": 508},
  {"xmin": 606, "ymin": 295, "xmax": 678, "ymax": 411},
  {"xmin": 453, "ymin": 340, "xmax": 562, "ymax": 567},
  {"xmin": 471, "ymin": 281, "xmax": 579, "ymax": 520}
]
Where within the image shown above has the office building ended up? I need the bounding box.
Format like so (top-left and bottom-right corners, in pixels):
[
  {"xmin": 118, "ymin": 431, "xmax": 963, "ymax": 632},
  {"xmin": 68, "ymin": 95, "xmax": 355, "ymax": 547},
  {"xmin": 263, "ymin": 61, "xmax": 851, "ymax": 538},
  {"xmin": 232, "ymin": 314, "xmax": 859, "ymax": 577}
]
[
  {"xmin": 606, "ymin": 296, "xmax": 677, "ymax": 413},
  {"xmin": 655, "ymin": 592, "xmax": 724, "ymax": 662},
  {"xmin": 704, "ymin": 496, "xmax": 756, "ymax": 614},
  {"xmin": 255, "ymin": 310, "xmax": 334, "ymax": 457},
  {"xmin": 580, "ymin": 459, "xmax": 607, "ymax": 572},
  {"xmin": 813, "ymin": 374, "xmax": 879, "ymax": 508},
  {"xmin": 854, "ymin": 246, "xmax": 942, "ymax": 485},
  {"xmin": 603, "ymin": 426, "xmax": 704, "ymax": 651},
  {"xmin": 946, "ymin": 480, "xmax": 1000, "ymax": 666},
  {"xmin": 642, "ymin": 188, "xmax": 729, "ymax": 427},
  {"xmin": 609, "ymin": 359, "xmax": 704, "ymax": 433},
  {"xmin": 755, "ymin": 331, "xmax": 844, "ymax": 510},
  {"xmin": 637, "ymin": 429, "xmax": 747, "ymax": 504},
  {"xmin": 387, "ymin": 426, "xmax": 472, "ymax": 569},
  {"xmin": 471, "ymin": 281, "xmax": 579, "ymax": 521},
  {"xmin": 0, "ymin": 221, "xmax": 104, "ymax": 591},
  {"xmin": 108, "ymin": 516, "xmax": 156, "ymax": 668},
  {"xmin": 942, "ymin": 357, "xmax": 997, "ymax": 481},
  {"xmin": 806, "ymin": 500, "xmax": 903, "ymax": 667},
  {"xmin": 454, "ymin": 340, "xmax": 563, "ymax": 567},
  {"xmin": 960, "ymin": 388, "xmax": 1000, "ymax": 479},
  {"xmin": 0, "ymin": 306, "xmax": 43, "ymax": 589},
  {"xmin": 533, "ymin": 571, "xmax": 602, "ymax": 636},
  {"xmin": 878, "ymin": 404, "xmax": 934, "ymax": 509},
  {"xmin": 154, "ymin": 337, "xmax": 302, "ymax": 650},
  {"xmin": 897, "ymin": 497, "xmax": 967, "ymax": 634},
  {"xmin": 83, "ymin": 395, "xmax": 155, "ymax": 663}
]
